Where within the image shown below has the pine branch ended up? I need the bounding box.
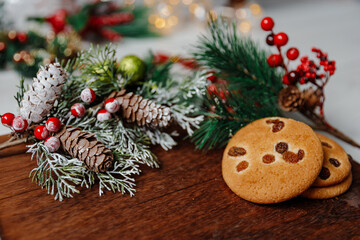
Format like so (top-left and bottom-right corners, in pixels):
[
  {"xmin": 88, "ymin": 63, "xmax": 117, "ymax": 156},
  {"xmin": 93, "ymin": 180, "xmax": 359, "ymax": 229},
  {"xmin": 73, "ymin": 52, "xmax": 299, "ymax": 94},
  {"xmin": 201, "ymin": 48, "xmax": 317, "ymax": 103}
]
[
  {"xmin": 191, "ymin": 20, "xmax": 283, "ymax": 150},
  {"xmin": 194, "ymin": 19, "xmax": 283, "ymax": 94}
]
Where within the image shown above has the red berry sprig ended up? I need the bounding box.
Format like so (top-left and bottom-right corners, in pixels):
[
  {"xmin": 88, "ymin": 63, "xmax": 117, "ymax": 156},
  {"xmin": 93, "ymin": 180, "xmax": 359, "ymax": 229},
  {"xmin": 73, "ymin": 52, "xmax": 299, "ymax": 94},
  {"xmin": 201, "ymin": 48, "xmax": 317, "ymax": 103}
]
[{"xmin": 261, "ymin": 17, "xmax": 337, "ymax": 117}]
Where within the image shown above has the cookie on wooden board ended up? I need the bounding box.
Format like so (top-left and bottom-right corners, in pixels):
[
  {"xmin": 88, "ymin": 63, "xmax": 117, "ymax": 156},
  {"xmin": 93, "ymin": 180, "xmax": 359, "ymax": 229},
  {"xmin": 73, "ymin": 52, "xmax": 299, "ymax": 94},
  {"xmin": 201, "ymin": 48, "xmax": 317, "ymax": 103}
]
[
  {"xmin": 311, "ymin": 133, "xmax": 352, "ymax": 187},
  {"xmin": 222, "ymin": 117, "xmax": 323, "ymax": 204},
  {"xmin": 301, "ymin": 173, "xmax": 352, "ymax": 199}
]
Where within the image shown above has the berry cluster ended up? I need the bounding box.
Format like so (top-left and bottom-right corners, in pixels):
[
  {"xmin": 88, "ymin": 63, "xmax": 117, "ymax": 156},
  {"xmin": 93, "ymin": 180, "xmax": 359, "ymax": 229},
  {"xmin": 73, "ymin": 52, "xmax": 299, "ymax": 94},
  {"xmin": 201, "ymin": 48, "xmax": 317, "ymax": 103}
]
[
  {"xmin": 71, "ymin": 87, "xmax": 122, "ymax": 122},
  {"xmin": 261, "ymin": 17, "xmax": 336, "ymax": 88},
  {"xmin": 1, "ymin": 113, "xmax": 28, "ymax": 133},
  {"xmin": 0, "ymin": 113, "xmax": 62, "ymax": 152}
]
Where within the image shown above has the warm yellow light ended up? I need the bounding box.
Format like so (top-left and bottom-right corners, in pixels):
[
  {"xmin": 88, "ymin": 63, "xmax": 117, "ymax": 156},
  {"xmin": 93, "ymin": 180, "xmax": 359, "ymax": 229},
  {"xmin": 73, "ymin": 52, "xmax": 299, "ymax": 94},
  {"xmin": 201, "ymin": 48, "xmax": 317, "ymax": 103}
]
[
  {"xmin": 148, "ymin": 14, "xmax": 158, "ymax": 24},
  {"xmin": 160, "ymin": 5, "xmax": 173, "ymax": 17},
  {"xmin": 13, "ymin": 53, "xmax": 21, "ymax": 62},
  {"xmin": 189, "ymin": 3, "xmax": 198, "ymax": 14},
  {"xmin": 168, "ymin": 16, "xmax": 178, "ymax": 26},
  {"xmin": 249, "ymin": 3, "xmax": 262, "ymax": 16},
  {"xmin": 155, "ymin": 18, "xmax": 166, "ymax": 29},
  {"xmin": 182, "ymin": 0, "xmax": 192, "ymax": 5},
  {"xmin": 64, "ymin": 48, "xmax": 72, "ymax": 57},
  {"xmin": 8, "ymin": 30, "xmax": 17, "ymax": 40},
  {"xmin": 169, "ymin": 0, "xmax": 180, "ymax": 5},
  {"xmin": 207, "ymin": 10, "xmax": 217, "ymax": 21},
  {"xmin": 144, "ymin": 0, "xmax": 155, "ymax": 7},
  {"xmin": 238, "ymin": 21, "xmax": 251, "ymax": 33},
  {"xmin": 235, "ymin": 8, "xmax": 247, "ymax": 20}
]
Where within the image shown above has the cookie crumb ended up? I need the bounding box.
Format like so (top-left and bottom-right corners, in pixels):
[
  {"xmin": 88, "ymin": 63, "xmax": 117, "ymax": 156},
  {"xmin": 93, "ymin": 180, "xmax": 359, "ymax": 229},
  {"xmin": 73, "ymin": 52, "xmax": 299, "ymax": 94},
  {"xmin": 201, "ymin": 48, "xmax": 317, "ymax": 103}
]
[
  {"xmin": 275, "ymin": 142, "xmax": 288, "ymax": 154},
  {"xmin": 262, "ymin": 154, "xmax": 275, "ymax": 164},
  {"xmin": 319, "ymin": 167, "xmax": 331, "ymax": 180},
  {"xmin": 228, "ymin": 147, "xmax": 247, "ymax": 157},
  {"xmin": 329, "ymin": 158, "xmax": 341, "ymax": 167},
  {"xmin": 236, "ymin": 161, "xmax": 249, "ymax": 172}
]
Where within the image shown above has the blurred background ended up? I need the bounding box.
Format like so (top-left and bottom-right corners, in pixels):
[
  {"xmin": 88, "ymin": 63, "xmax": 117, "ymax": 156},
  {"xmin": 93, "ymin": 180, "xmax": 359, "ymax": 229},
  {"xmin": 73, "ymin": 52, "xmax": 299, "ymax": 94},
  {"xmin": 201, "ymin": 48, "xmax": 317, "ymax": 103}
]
[{"xmin": 0, "ymin": 0, "xmax": 359, "ymax": 159}]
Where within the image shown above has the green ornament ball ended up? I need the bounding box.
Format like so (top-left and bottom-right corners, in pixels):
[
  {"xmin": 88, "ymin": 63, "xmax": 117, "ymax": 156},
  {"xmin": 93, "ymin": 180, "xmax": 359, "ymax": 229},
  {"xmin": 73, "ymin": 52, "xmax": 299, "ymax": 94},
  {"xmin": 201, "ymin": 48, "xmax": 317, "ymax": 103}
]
[{"xmin": 119, "ymin": 55, "xmax": 146, "ymax": 84}]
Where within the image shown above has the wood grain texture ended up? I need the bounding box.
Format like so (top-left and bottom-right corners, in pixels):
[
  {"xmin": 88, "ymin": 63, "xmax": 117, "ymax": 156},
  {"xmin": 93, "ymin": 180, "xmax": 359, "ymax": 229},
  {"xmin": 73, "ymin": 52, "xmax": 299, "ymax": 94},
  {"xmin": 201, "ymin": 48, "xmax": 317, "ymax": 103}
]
[{"xmin": 0, "ymin": 134, "xmax": 359, "ymax": 240}]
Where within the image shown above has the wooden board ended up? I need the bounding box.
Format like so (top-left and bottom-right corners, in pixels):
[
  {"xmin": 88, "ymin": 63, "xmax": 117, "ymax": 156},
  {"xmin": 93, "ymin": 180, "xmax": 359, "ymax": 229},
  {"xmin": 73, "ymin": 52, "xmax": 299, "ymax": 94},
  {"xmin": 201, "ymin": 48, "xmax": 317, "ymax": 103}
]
[{"xmin": 0, "ymin": 134, "xmax": 359, "ymax": 240}]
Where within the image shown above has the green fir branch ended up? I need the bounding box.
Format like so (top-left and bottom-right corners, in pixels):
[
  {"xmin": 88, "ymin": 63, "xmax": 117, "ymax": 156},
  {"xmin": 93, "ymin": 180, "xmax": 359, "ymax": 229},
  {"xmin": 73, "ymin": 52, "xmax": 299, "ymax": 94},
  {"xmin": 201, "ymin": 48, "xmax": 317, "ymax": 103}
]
[{"xmin": 191, "ymin": 19, "xmax": 283, "ymax": 150}]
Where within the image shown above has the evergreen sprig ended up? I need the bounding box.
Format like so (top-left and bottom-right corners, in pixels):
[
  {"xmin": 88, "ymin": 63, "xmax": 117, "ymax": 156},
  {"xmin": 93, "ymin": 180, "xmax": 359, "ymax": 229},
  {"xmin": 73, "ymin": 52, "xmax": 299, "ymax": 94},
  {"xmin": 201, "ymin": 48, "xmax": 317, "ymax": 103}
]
[
  {"xmin": 26, "ymin": 45, "xmax": 206, "ymax": 201},
  {"xmin": 191, "ymin": 19, "xmax": 283, "ymax": 150}
]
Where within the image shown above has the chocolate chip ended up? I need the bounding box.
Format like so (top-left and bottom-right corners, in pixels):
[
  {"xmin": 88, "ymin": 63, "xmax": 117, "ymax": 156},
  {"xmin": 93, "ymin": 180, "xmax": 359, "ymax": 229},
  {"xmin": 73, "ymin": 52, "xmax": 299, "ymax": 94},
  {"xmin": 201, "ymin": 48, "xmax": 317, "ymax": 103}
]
[
  {"xmin": 329, "ymin": 158, "xmax": 341, "ymax": 167},
  {"xmin": 321, "ymin": 142, "xmax": 332, "ymax": 148},
  {"xmin": 275, "ymin": 142, "xmax": 288, "ymax": 154},
  {"xmin": 262, "ymin": 154, "xmax": 275, "ymax": 164},
  {"xmin": 283, "ymin": 151, "xmax": 299, "ymax": 163},
  {"xmin": 298, "ymin": 149, "xmax": 305, "ymax": 160},
  {"xmin": 319, "ymin": 167, "xmax": 331, "ymax": 180},
  {"xmin": 236, "ymin": 161, "xmax": 249, "ymax": 172},
  {"xmin": 228, "ymin": 147, "xmax": 247, "ymax": 157}
]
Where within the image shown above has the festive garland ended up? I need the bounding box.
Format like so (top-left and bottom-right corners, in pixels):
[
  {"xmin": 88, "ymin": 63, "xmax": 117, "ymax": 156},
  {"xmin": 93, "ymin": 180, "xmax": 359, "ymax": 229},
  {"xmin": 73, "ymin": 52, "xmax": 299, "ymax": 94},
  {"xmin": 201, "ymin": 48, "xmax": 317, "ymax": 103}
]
[
  {"xmin": 28, "ymin": 1, "xmax": 155, "ymax": 42},
  {"xmin": 0, "ymin": 46, "xmax": 205, "ymax": 201}
]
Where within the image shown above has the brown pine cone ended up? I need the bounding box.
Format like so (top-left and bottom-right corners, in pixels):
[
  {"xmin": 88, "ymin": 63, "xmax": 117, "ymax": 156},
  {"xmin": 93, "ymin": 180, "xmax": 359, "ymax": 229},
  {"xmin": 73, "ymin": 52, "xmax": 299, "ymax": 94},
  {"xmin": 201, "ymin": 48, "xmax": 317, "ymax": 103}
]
[
  {"xmin": 278, "ymin": 85, "xmax": 304, "ymax": 112},
  {"xmin": 108, "ymin": 89, "xmax": 172, "ymax": 128},
  {"xmin": 303, "ymin": 87, "xmax": 322, "ymax": 111},
  {"xmin": 55, "ymin": 126, "xmax": 113, "ymax": 173}
]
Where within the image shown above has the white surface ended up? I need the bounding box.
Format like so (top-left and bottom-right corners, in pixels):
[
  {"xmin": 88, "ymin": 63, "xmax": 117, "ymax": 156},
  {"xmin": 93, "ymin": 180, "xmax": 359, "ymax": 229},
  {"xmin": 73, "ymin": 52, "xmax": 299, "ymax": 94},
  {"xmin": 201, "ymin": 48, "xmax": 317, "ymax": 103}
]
[{"xmin": 0, "ymin": 0, "xmax": 359, "ymax": 161}]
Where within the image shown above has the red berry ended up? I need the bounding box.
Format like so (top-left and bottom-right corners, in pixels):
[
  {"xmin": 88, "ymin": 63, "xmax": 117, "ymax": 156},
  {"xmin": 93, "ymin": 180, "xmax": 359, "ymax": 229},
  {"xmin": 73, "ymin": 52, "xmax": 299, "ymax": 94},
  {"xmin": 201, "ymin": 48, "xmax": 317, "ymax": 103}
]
[
  {"xmin": 286, "ymin": 48, "xmax": 299, "ymax": 60},
  {"xmin": 274, "ymin": 32, "xmax": 288, "ymax": 47},
  {"xmin": 207, "ymin": 75, "xmax": 217, "ymax": 83},
  {"xmin": 17, "ymin": 32, "xmax": 27, "ymax": 43},
  {"xmin": 266, "ymin": 34, "xmax": 275, "ymax": 46},
  {"xmin": 207, "ymin": 84, "xmax": 218, "ymax": 94},
  {"xmin": 46, "ymin": 117, "xmax": 62, "ymax": 133},
  {"xmin": 105, "ymin": 98, "xmax": 120, "ymax": 113},
  {"xmin": 219, "ymin": 90, "xmax": 226, "ymax": 100},
  {"xmin": 81, "ymin": 88, "xmax": 96, "ymax": 103},
  {"xmin": 282, "ymin": 75, "xmax": 290, "ymax": 85},
  {"xmin": 71, "ymin": 103, "xmax": 86, "ymax": 118},
  {"xmin": 287, "ymin": 71, "xmax": 299, "ymax": 83},
  {"xmin": 300, "ymin": 56, "xmax": 308, "ymax": 63},
  {"xmin": 12, "ymin": 116, "xmax": 28, "ymax": 132},
  {"xmin": 267, "ymin": 54, "xmax": 283, "ymax": 67},
  {"xmin": 261, "ymin": 17, "xmax": 274, "ymax": 31},
  {"xmin": 299, "ymin": 78, "xmax": 306, "ymax": 84},
  {"xmin": 44, "ymin": 137, "xmax": 60, "ymax": 152},
  {"xmin": 1, "ymin": 113, "xmax": 15, "ymax": 127},
  {"xmin": 97, "ymin": 109, "xmax": 112, "ymax": 122},
  {"xmin": 34, "ymin": 125, "xmax": 49, "ymax": 140}
]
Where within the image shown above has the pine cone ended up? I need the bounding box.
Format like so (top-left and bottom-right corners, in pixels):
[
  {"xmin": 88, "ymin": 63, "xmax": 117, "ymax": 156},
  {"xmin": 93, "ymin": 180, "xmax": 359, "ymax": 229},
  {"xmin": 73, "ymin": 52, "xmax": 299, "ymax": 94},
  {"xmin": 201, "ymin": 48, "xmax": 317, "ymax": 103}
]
[
  {"xmin": 278, "ymin": 85, "xmax": 304, "ymax": 112},
  {"xmin": 303, "ymin": 87, "xmax": 322, "ymax": 111},
  {"xmin": 55, "ymin": 126, "xmax": 113, "ymax": 173},
  {"xmin": 108, "ymin": 89, "xmax": 172, "ymax": 128},
  {"xmin": 20, "ymin": 63, "xmax": 67, "ymax": 124}
]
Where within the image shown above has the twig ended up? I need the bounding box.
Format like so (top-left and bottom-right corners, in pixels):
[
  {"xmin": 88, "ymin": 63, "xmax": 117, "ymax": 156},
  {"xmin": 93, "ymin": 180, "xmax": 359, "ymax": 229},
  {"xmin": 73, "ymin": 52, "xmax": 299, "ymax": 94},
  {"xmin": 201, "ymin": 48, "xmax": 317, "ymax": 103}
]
[
  {"xmin": 0, "ymin": 136, "xmax": 29, "ymax": 151},
  {"xmin": 301, "ymin": 109, "xmax": 360, "ymax": 148}
]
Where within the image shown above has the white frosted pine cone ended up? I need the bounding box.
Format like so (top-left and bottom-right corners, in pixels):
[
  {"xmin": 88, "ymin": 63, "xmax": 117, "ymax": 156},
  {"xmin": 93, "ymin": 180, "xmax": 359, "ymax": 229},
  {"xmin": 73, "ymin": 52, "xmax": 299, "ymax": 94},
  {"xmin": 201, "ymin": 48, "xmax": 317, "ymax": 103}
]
[{"xmin": 20, "ymin": 63, "xmax": 67, "ymax": 124}]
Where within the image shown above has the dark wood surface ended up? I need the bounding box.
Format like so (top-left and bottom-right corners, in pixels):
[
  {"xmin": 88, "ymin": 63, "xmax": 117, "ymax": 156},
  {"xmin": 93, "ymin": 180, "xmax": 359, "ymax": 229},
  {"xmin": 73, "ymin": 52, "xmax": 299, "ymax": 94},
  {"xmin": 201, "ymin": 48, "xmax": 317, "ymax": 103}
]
[{"xmin": 0, "ymin": 134, "xmax": 359, "ymax": 240}]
